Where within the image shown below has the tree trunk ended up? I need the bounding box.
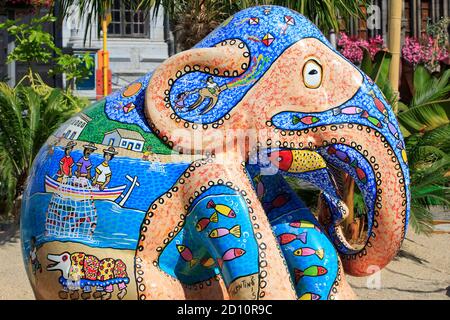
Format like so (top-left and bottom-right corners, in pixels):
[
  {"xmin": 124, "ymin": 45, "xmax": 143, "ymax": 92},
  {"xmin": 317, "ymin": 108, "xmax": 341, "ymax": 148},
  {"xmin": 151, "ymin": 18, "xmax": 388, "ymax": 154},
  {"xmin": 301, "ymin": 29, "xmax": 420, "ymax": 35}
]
[
  {"xmin": 388, "ymin": 0, "xmax": 403, "ymax": 111},
  {"xmin": 343, "ymin": 175, "xmax": 356, "ymax": 238}
]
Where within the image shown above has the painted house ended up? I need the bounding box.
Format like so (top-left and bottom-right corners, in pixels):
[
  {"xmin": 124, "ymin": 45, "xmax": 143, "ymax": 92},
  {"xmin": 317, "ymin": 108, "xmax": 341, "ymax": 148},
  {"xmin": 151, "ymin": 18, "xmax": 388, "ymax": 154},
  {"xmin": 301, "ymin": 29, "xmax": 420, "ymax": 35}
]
[
  {"xmin": 102, "ymin": 128, "xmax": 145, "ymax": 152},
  {"xmin": 58, "ymin": 113, "xmax": 92, "ymax": 140}
]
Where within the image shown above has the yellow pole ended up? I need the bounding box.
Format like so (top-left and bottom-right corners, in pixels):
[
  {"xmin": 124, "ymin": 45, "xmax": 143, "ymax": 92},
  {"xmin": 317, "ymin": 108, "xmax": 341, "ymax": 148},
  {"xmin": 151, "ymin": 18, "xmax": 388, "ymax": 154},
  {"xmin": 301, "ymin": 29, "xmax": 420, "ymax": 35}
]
[
  {"xmin": 102, "ymin": 17, "xmax": 108, "ymax": 97},
  {"xmin": 388, "ymin": 0, "xmax": 402, "ymax": 110}
]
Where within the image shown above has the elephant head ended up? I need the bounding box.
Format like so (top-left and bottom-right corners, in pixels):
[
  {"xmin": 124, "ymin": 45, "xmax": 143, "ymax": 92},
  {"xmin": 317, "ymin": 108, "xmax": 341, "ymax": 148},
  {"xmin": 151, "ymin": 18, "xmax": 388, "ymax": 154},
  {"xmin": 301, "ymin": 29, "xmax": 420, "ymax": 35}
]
[{"xmin": 144, "ymin": 6, "xmax": 410, "ymax": 277}]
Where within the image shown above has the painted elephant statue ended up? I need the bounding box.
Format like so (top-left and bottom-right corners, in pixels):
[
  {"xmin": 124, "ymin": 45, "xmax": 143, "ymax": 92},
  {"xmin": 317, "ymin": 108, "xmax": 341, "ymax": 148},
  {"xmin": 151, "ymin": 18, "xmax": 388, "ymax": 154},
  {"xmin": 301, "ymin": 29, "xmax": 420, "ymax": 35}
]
[{"xmin": 21, "ymin": 5, "xmax": 410, "ymax": 300}]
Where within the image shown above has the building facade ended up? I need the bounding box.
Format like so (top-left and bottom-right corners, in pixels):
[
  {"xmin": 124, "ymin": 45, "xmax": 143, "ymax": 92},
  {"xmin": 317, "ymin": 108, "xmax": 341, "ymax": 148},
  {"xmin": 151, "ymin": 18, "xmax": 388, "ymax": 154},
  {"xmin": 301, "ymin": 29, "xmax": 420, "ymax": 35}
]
[
  {"xmin": 345, "ymin": 0, "xmax": 449, "ymax": 42},
  {"xmin": 0, "ymin": 3, "xmax": 170, "ymax": 100},
  {"xmin": 102, "ymin": 128, "xmax": 145, "ymax": 152},
  {"xmin": 63, "ymin": 2, "xmax": 170, "ymax": 100}
]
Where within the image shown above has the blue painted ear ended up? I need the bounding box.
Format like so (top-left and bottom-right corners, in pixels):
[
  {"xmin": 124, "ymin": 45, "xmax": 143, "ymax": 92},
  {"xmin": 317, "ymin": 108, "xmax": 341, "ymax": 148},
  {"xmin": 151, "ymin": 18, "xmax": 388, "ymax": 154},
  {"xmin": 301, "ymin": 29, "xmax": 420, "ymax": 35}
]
[
  {"xmin": 159, "ymin": 5, "xmax": 332, "ymax": 126},
  {"xmin": 162, "ymin": 38, "xmax": 251, "ymax": 120}
]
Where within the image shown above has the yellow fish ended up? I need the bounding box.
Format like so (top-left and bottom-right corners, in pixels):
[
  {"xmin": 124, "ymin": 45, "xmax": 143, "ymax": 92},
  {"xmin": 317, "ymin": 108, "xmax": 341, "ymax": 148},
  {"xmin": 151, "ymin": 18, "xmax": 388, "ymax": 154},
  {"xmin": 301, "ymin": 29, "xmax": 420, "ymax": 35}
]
[
  {"xmin": 402, "ymin": 149, "xmax": 408, "ymax": 164},
  {"xmin": 299, "ymin": 292, "xmax": 321, "ymax": 300},
  {"xmin": 268, "ymin": 150, "xmax": 327, "ymax": 173},
  {"xmin": 207, "ymin": 200, "xmax": 236, "ymax": 218}
]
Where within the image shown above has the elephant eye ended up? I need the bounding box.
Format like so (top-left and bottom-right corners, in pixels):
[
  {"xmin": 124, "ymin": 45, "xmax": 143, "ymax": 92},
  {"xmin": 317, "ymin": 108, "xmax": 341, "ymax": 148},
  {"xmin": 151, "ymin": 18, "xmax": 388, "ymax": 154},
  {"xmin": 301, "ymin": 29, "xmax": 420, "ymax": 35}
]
[{"xmin": 303, "ymin": 59, "xmax": 322, "ymax": 89}]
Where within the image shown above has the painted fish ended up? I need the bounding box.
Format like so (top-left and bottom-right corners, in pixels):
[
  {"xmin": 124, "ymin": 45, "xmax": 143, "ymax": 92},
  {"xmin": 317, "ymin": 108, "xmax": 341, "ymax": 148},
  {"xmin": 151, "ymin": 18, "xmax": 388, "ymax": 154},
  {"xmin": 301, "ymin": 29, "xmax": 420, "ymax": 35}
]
[
  {"xmin": 177, "ymin": 245, "xmax": 198, "ymax": 268},
  {"xmin": 350, "ymin": 160, "xmax": 367, "ymax": 184},
  {"xmin": 327, "ymin": 146, "xmax": 351, "ymax": 163},
  {"xmin": 209, "ymin": 225, "xmax": 241, "ymax": 238},
  {"xmin": 361, "ymin": 111, "xmax": 382, "ymax": 128},
  {"xmin": 292, "ymin": 115, "xmax": 319, "ymax": 125},
  {"xmin": 332, "ymin": 106, "xmax": 363, "ymax": 116},
  {"xmin": 299, "ymin": 293, "xmax": 321, "ymax": 300},
  {"xmin": 294, "ymin": 266, "xmax": 328, "ymax": 283},
  {"xmin": 289, "ymin": 220, "xmax": 321, "ymax": 232},
  {"xmin": 293, "ymin": 247, "xmax": 324, "ymax": 259},
  {"xmin": 217, "ymin": 248, "xmax": 246, "ymax": 268},
  {"xmin": 207, "ymin": 200, "xmax": 236, "ymax": 218},
  {"xmin": 369, "ymin": 90, "xmax": 388, "ymax": 118},
  {"xmin": 402, "ymin": 149, "xmax": 408, "ymax": 163},
  {"xmin": 200, "ymin": 257, "xmax": 216, "ymax": 268},
  {"xmin": 268, "ymin": 149, "xmax": 327, "ymax": 173},
  {"xmin": 395, "ymin": 141, "xmax": 408, "ymax": 163},
  {"xmin": 278, "ymin": 232, "xmax": 307, "ymax": 245},
  {"xmin": 263, "ymin": 194, "xmax": 290, "ymax": 212},
  {"xmin": 388, "ymin": 122, "xmax": 399, "ymax": 139},
  {"xmin": 196, "ymin": 212, "xmax": 219, "ymax": 232}
]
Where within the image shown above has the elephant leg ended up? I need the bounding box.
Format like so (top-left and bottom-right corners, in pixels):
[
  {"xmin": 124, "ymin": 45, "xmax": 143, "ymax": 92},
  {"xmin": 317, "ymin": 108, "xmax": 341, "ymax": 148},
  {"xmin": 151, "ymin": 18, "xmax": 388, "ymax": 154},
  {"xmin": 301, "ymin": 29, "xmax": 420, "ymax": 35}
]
[
  {"xmin": 271, "ymin": 212, "xmax": 355, "ymax": 300},
  {"xmin": 246, "ymin": 165, "xmax": 355, "ymax": 299},
  {"xmin": 184, "ymin": 161, "xmax": 296, "ymax": 299},
  {"xmin": 135, "ymin": 175, "xmax": 227, "ymax": 300},
  {"xmin": 137, "ymin": 157, "xmax": 297, "ymax": 300}
]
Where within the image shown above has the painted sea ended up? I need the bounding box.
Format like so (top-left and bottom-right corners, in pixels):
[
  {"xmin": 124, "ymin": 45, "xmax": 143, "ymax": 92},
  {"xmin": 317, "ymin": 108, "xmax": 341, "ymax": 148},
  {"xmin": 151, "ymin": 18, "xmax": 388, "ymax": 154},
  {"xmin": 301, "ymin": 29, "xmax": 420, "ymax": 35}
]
[
  {"xmin": 21, "ymin": 145, "xmax": 191, "ymax": 253},
  {"xmin": 22, "ymin": 193, "xmax": 146, "ymax": 250},
  {"xmin": 27, "ymin": 146, "xmax": 190, "ymax": 212}
]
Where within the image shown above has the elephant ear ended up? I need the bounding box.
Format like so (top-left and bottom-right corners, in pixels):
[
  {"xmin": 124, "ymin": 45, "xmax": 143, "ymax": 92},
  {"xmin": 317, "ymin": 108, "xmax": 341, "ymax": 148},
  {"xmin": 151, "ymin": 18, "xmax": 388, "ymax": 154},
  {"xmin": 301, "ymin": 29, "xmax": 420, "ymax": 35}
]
[{"xmin": 145, "ymin": 39, "xmax": 251, "ymax": 154}]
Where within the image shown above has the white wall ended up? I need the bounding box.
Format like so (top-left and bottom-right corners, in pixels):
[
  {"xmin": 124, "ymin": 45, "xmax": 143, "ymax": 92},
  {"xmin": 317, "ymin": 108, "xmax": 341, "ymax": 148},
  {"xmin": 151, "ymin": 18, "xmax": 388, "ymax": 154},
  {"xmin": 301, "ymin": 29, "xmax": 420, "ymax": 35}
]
[{"xmin": 62, "ymin": 5, "xmax": 169, "ymax": 99}]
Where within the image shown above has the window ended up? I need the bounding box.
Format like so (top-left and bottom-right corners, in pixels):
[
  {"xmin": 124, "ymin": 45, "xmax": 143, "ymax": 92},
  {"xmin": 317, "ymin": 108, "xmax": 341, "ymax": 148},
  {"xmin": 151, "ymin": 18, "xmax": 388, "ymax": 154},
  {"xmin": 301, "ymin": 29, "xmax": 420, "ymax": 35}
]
[{"xmin": 108, "ymin": 0, "xmax": 149, "ymax": 38}]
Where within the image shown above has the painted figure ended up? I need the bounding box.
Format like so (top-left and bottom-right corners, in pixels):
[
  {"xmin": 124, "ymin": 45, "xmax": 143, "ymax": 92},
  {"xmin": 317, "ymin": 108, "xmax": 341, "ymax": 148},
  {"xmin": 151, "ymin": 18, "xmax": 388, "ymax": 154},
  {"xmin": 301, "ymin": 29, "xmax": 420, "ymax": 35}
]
[
  {"xmin": 75, "ymin": 143, "xmax": 97, "ymax": 179},
  {"xmin": 56, "ymin": 141, "xmax": 76, "ymax": 182},
  {"xmin": 92, "ymin": 147, "xmax": 118, "ymax": 190},
  {"xmin": 21, "ymin": 6, "xmax": 410, "ymax": 300},
  {"xmin": 188, "ymin": 76, "xmax": 228, "ymax": 114}
]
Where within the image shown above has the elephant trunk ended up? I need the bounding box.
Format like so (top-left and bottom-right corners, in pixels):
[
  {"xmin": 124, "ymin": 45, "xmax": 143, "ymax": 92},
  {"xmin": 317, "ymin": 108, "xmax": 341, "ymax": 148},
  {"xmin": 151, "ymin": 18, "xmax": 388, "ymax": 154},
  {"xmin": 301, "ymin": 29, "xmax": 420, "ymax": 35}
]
[
  {"xmin": 322, "ymin": 125, "xmax": 408, "ymax": 276},
  {"xmin": 275, "ymin": 123, "xmax": 409, "ymax": 276}
]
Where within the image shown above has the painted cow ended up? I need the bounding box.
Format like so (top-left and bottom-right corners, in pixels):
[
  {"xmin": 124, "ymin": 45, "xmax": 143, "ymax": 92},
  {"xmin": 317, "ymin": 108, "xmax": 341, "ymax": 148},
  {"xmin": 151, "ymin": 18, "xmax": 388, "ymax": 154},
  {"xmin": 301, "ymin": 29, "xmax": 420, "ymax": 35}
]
[{"xmin": 47, "ymin": 252, "xmax": 129, "ymax": 300}]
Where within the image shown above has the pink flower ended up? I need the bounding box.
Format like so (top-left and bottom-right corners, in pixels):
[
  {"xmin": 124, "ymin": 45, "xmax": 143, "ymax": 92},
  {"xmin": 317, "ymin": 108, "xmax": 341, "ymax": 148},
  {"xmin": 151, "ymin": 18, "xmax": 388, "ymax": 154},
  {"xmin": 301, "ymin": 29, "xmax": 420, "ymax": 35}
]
[
  {"xmin": 402, "ymin": 37, "xmax": 422, "ymax": 65},
  {"xmin": 338, "ymin": 32, "xmax": 386, "ymax": 64},
  {"xmin": 402, "ymin": 36, "xmax": 449, "ymax": 66}
]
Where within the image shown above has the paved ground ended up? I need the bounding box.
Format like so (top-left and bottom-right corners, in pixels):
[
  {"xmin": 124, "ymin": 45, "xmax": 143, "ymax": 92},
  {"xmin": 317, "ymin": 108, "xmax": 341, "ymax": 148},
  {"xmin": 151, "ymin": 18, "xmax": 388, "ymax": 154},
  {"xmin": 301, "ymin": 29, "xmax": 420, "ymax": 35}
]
[
  {"xmin": 0, "ymin": 224, "xmax": 34, "ymax": 300},
  {"xmin": 347, "ymin": 231, "xmax": 450, "ymax": 299},
  {"xmin": 1, "ymin": 223, "xmax": 449, "ymax": 300}
]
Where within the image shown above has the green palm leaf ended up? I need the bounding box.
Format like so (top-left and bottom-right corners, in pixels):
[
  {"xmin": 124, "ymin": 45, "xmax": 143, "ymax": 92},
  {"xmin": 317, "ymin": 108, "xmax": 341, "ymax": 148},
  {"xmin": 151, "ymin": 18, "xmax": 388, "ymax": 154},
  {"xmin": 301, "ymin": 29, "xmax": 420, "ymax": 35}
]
[{"xmin": 0, "ymin": 80, "xmax": 85, "ymax": 219}]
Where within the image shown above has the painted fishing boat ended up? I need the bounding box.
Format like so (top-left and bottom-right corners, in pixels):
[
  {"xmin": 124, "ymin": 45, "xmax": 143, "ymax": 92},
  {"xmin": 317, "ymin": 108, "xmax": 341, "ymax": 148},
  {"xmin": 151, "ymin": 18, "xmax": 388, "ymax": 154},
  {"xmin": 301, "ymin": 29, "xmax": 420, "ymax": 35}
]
[{"xmin": 45, "ymin": 175, "xmax": 126, "ymax": 201}]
